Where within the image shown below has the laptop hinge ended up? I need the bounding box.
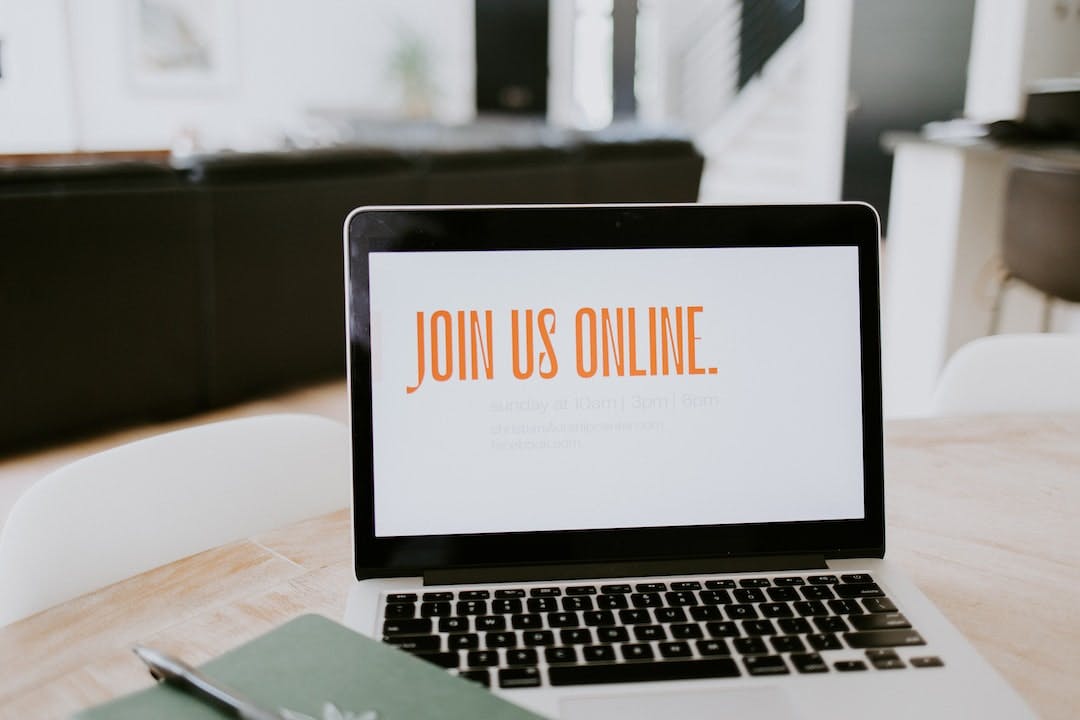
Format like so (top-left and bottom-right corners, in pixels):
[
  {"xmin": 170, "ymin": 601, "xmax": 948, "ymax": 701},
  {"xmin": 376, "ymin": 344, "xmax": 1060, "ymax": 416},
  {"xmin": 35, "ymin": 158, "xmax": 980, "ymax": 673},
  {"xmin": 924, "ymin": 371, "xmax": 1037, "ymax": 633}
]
[{"xmin": 423, "ymin": 554, "xmax": 828, "ymax": 586}]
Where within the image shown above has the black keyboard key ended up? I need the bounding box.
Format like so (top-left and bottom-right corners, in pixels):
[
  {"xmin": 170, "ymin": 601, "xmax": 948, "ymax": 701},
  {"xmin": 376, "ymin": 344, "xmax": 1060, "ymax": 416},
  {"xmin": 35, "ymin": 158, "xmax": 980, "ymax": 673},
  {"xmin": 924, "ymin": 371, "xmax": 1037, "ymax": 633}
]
[
  {"xmin": 777, "ymin": 618, "xmax": 811, "ymax": 635},
  {"xmin": 527, "ymin": 597, "xmax": 558, "ymax": 613},
  {"xmin": 654, "ymin": 607, "xmax": 688, "ymax": 623},
  {"xmin": 766, "ymin": 586, "xmax": 799, "ymax": 602},
  {"xmin": 841, "ymin": 573, "xmax": 873, "ymax": 584},
  {"xmin": 636, "ymin": 582, "xmax": 667, "ymax": 592},
  {"xmin": 621, "ymin": 643, "xmax": 655, "ymax": 661},
  {"xmin": 835, "ymin": 583, "xmax": 885, "ymax": 599},
  {"xmin": 658, "ymin": 641, "xmax": 693, "ymax": 658},
  {"xmin": 475, "ymin": 615, "xmax": 505, "ymax": 632},
  {"xmin": 448, "ymin": 633, "xmax": 479, "ymax": 650},
  {"xmin": 383, "ymin": 618, "xmax": 432, "ymax": 636},
  {"xmin": 386, "ymin": 635, "xmax": 441, "ymax": 653},
  {"xmin": 415, "ymin": 651, "xmax": 459, "ymax": 669},
  {"xmin": 531, "ymin": 587, "xmax": 562, "ymax": 597},
  {"xmin": 770, "ymin": 635, "xmax": 806, "ymax": 653},
  {"xmin": 872, "ymin": 657, "xmax": 906, "ymax": 670},
  {"xmin": 601, "ymin": 584, "xmax": 632, "ymax": 594},
  {"xmin": 511, "ymin": 613, "xmax": 543, "ymax": 630},
  {"xmin": 385, "ymin": 603, "xmax": 416, "ymax": 619},
  {"xmin": 485, "ymin": 632, "xmax": 517, "ymax": 648},
  {"xmin": 523, "ymin": 630, "xmax": 555, "ymax": 647},
  {"xmin": 633, "ymin": 625, "xmax": 667, "ymax": 641},
  {"xmin": 725, "ymin": 604, "xmax": 758, "ymax": 620},
  {"xmin": 863, "ymin": 597, "xmax": 897, "ymax": 613},
  {"xmin": 597, "ymin": 626, "xmax": 631, "ymax": 643},
  {"xmin": 458, "ymin": 669, "xmax": 491, "ymax": 687},
  {"xmin": 807, "ymin": 633, "xmax": 843, "ymax": 651},
  {"xmin": 561, "ymin": 628, "xmax": 593, "ymax": 645},
  {"xmin": 506, "ymin": 648, "xmax": 539, "ymax": 666},
  {"xmin": 460, "ymin": 590, "xmax": 490, "ymax": 600},
  {"xmin": 814, "ymin": 616, "xmax": 849, "ymax": 633},
  {"xmin": 845, "ymin": 629, "xmax": 925, "ymax": 648},
  {"xmin": 547, "ymin": 612, "xmax": 579, "ymax": 628},
  {"xmin": 734, "ymin": 637, "xmax": 768, "ymax": 655},
  {"xmin": 699, "ymin": 590, "xmax": 732, "ymax": 605},
  {"xmin": 835, "ymin": 660, "xmax": 868, "ymax": 672},
  {"xmin": 911, "ymin": 656, "xmax": 945, "ymax": 668},
  {"xmin": 671, "ymin": 623, "xmax": 704, "ymax": 639},
  {"xmin": 742, "ymin": 620, "xmax": 776, "ymax": 636},
  {"xmin": 706, "ymin": 621, "xmax": 741, "ymax": 638},
  {"xmin": 760, "ymin": 602, "xmax": 794, "ymax": 618},
  {"xmin": 439, "ymin": 617, "xmax": 470, "ymax": 633},
  {"xmin": 665, "ymin": 591, "xmax": 699, "ymax": 607},
  {"xmin": 631, "ymin": 593, "xmax": 662, "ymax": 608},
  {"xmin": 619, "ymin": 609, "xmax": 652, "ymax": 625},
  {"xmin": 744, "ymin": 655, "xmax": 789, "ymax": 676},
  {"xmin": 807, "ymin": 575, "xmax": 839, "ymax": 585},
  {"xmin": 671, "ymin": 581, "xmax": 702, "ymax": 591},
  {"xmin": 739, "ymin": 578, "xmax": 771, "ymax": 588},
  {"xmin": 734, "ymin": 588, "xmax": 766, "ymax": 603},
  {"xmin": 584, "ymin": 610, "xmax": 616, "ymax": 627},
  {"xmin": 422, "ymin": 591, "xmax": 454, "ymax": 601},
  {"xmin": 791, "ymin": 652, "xmax": 828, "ymax": 673},
  {"xmin": 583, "ymin": 645, "xmax": 617, "ymax": 662},
  {"xmin": 456, "ymin": 600, "xmax": 487, "ymax": 615},
  {"xmin": 794, "ymin": 600, "xmax": 828, "ymax": 617},
  {"xmin": 705, "ymin": 579, "xmax": 737, "ymax": 589},
  {"xmin": 499, "ymin": 667, "xmax": 541, "ymax": 688},
  {"xmin": 546, "ymin": 646, "xmax": 578, "ymax": 664},
  {"xmin": 466, "ymin": 650, "xmax": 499, "ymax": 667},
  {"xmin": 567, "ymin": 585, "xmax": 598, "ymax": 595},
  {"xmin": 866, "ymin": 648, "xmax": 899, "ymax": 661},
  {"xmin": 549, "ymin": 658, "xmax": 740, "ymax": 686},
  {"xmin": 495, "ymin": 588, "xmax": 526, "ymax": 598},
  {"xmin": 690, "ymin": 605, "xmax": 723, "ymax": 621},
  {"xmin": 387, "ymin": 593, "xmax": 418, "ymax": 603},
  {"xmin": 828, "ymin": 599, "xmax": 864, "ymax": 615},
  {"xmin": 420, "ymin": 602, "xmax": 451, "ymax": 617},
  {"xmin": 696, "ymin": 639, "xmax": 731, "ymax": 656},
  {"xmin": 492, "ymin": 598, "xmax": 523, "ymax": 614},
  {"xmin": 562, "ymin": 596, "xmax": 593, "ymax": 612},
  {"xmin": 597, "ymin": 594, "xmax": 629, "ymax": 610},
  {"xmin": 800, "ymin": 586, "xmax": 835, "ymax": 601},
  {"xmin": 774, "ymin": 576, "xmax": 806, "ymax": 586}
]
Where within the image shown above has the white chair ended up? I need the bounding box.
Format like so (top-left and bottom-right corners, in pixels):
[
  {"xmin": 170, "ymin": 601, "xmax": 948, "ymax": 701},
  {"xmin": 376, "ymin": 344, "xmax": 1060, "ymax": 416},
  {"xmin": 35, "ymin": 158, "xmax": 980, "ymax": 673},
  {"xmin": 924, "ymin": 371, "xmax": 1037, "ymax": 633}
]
[
  {"xmin": 931, "ymin": 333, "xmax": 1080, "ymax": 416},
  {"xmin": 0, "ymin": 413, "xmax": 350, "ymax": 627}
]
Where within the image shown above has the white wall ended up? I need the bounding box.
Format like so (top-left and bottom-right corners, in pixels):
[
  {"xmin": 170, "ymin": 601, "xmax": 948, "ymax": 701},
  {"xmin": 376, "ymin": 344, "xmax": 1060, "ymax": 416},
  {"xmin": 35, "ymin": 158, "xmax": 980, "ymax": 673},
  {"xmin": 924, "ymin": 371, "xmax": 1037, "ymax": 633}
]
[{"xmin": 0, "ymin": 0, "xmax": 474, "ymax": 154}]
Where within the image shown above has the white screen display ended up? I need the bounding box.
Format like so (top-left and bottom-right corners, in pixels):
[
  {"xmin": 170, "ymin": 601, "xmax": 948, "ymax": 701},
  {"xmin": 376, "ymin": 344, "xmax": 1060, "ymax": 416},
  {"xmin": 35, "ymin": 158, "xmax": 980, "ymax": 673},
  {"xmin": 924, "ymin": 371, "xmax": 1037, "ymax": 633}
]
[{"xmin": 368, "ymin": 246, "xmax": 865, "ymax": 537}]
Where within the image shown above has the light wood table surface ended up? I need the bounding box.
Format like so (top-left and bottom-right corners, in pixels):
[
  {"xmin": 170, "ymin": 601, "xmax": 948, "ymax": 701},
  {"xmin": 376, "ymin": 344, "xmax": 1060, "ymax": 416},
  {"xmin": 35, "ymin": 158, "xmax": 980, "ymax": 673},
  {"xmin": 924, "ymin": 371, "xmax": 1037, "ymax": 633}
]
[{"xmin": 1, "ymin": 414, "xmax": 1078, "ymax": 719}]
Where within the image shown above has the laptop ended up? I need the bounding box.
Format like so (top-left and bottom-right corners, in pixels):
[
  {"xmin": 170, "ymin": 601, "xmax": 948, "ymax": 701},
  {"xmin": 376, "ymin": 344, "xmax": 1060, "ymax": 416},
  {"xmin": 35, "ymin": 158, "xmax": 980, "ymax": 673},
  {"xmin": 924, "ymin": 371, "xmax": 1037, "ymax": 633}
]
[{"xmin": 342, "ymin": 203, "xmax": 1033, "ymax": 719}]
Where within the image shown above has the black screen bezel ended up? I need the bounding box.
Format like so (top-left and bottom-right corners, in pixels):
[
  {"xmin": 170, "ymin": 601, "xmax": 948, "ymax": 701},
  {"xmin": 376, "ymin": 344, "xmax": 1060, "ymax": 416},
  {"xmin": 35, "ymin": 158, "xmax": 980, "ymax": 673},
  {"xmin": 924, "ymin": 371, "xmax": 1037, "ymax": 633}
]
[{"xmin": 345, "ymin": 203, "xmax": 885, "ymax": 579}]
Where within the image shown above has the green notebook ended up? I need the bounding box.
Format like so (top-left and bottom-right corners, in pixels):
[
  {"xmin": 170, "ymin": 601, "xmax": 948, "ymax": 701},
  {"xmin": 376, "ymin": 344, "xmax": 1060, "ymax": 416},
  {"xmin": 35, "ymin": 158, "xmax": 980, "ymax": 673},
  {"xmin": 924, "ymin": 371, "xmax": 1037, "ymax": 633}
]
[{"xmin": 76, "ymin": 614, "xmax": 543, "ymax": 719}]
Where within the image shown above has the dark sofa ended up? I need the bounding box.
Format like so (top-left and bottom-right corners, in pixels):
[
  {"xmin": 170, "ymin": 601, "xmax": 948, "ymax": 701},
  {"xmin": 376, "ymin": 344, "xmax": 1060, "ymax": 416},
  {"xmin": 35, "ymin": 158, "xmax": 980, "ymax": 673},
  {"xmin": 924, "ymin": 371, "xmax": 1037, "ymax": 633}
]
[{"xmin": 1, "ymin": 122, "xmax": 702, "ymax": 451}]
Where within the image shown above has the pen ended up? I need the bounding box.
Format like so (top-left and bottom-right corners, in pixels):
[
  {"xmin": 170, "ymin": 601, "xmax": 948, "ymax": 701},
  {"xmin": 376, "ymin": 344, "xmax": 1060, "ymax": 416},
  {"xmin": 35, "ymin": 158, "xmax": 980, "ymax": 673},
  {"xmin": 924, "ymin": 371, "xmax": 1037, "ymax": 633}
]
[{"xmin": 133, "ymin": 644, "xmax": 284, "ymax": 720}]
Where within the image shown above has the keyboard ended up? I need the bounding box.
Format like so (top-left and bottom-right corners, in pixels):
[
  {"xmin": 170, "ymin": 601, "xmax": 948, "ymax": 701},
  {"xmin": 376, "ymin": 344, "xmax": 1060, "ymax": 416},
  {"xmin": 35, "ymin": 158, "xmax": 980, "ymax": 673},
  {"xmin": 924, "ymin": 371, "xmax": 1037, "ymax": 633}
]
[{"xmin": 378, "ymin": 573, "xmax": 944, "ymax": 690}]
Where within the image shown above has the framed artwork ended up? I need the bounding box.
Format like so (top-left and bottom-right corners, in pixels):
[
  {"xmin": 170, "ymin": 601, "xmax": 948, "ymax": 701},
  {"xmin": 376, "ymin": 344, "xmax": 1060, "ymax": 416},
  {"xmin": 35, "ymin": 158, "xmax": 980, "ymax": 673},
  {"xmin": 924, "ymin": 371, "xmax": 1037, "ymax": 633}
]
[{"xmin": 128, "ymin": 0, "xmax": 239, "ymax": 92}]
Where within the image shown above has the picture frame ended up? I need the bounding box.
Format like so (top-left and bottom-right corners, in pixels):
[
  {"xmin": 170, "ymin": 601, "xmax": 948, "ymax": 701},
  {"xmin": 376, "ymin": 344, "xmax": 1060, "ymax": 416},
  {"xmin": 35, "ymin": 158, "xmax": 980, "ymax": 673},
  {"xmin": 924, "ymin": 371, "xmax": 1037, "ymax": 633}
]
[{"xmin": 127, "ymin": 0, "xmax": 239, "ymax": 93}]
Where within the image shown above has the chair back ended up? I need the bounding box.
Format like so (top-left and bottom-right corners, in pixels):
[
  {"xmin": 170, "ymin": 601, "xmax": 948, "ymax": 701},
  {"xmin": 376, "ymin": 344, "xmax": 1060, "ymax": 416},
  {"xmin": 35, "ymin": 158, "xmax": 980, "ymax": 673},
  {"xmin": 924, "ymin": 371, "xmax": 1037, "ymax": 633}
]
[{"xmin": 0, "ymin": 414, "xmax": 349, "ymax": 626}]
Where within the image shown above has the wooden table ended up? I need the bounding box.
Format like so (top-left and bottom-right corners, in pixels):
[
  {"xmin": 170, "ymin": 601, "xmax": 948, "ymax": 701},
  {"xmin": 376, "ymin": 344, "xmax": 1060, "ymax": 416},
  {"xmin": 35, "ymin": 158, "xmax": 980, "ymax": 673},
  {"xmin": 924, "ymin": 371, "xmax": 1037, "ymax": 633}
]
[{"xmin": 1, "ymin": 414, "xmax": 1078, "ymax": 719}]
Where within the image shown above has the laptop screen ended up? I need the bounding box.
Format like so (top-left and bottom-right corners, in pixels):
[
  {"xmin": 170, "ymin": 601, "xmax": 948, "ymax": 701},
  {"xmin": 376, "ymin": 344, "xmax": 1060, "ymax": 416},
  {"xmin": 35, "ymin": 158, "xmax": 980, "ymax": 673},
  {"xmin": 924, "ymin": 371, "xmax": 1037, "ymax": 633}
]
[{"xmin": 368, "ymin": 244, "xmax": 864, "ymax": 538}]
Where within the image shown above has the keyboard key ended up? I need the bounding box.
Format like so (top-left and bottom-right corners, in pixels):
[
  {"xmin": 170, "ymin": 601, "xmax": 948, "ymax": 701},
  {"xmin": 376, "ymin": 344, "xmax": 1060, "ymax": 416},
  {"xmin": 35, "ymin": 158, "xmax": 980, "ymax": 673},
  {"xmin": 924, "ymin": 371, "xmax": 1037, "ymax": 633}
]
[
  {"xmin": 415, "ymin": 652, "xmax": 459, "ymax": 669},
  {"xmin": 807, "ymin": 633, "xmax": 843, "ymax": 651},
  {"xmin": 742, "ymin": 620, "xmax": 776, "ymax": 636},
  {"xmin": 583, "ymin": 610, "xmax": 616, "ymax": 627},
  {"xmin": 834, "ymin": 660, "xmax": 868, "ymax": 672},
  {"xmin": 621, "ymin": 643, "xmax": 655, "ymax": 661},
  {"xmin": 777, "ymin": 618, "xmax": 811, "ymax": 635},
  {"xmin": 494, "ymin": 589, "xmax": 526, "ymax": 598},
  {"xmin": 790, "ymin": 652, "xmax": 828, "ymax": 673},
  {"xmin": 770, "ymin": 635, "xmax": 806, "ymax": 653},
  {"xmin": 439, "ymin": 617, "xmax": 469, "ymax": 633},
  {"xmin": 583, "ymin": 645, "xmax": 617, "ymax": 662},
  {"xmin": 872, "ymin": 657, "xmax": 906, "ymax": 670},
  {"xmin": 835, "ymin": 583, "xmax": 885, "ymax": 599},
  {"xmin": 734, "ymin": 588, "xmax": 765, "ymax": 604},
  {"xmin": 561, "ymin": 628, "xmax": 593, "ymax": 645},
  {"xmin": 793, "ymin": 601, "xmax": 828, "ymax": 617},
  {"xmin": 466, "ymin": 650, "xmax": 499, "ymax": 667},
  {"xmin": 460, "ymin": 590, "xmax": 490, "ymax": 600},
  {"xmin": 492, "ymin": 598, "xmax": 522, "ymax": 614},
  {"xmin": 766, "ymin": 587, "xmax": 799, "ymax": 602},
  {"xmin": 567, "ymin": 585, "xmax": 598, "ymax": 595},
  {"xmin": 601, "ymin": 584, "xmax": 632, "ymax": 594},
  {"xmin": 385, "ymin": 603, "xmax": 415, "ymax": 619},
  {"xmin": 387, "ymin": 593, "xmax": 418, "ymax": 603},
  {"xmin": 699, "ymin": 590, "xmax": 732, "ymax": 605},
  {"xmin": 828, "ymin": 599, "xmax": 864, "ymax": 615},
  {"xmin": 531, "ymin": 587, "xmax": 562, "ymax": 597},
  {"xmin": 523, "ymin": 630, "xmax": 555, "ymax": 647},
  {"xmin": 631, "ymin": 593, "xmax": 662, "ymax": 608},
  {"xmin": 665, "ymin": 591, "xmax": 699, "ymax": 607},
  {"xmin": 696, "ymin": 639, "xmax": 731, "ymax": 656},
  {"xmin": 841, "ymin": 573, "xmax": 873, "ymax": 584},
  {"xmin": 511, "ymin": 614, "xmax": 543, "ymax": 630},
  {"xmin": 845, "ymin": 629, "xmax": 925, "ymax": 649},
  {"xmin": 546, "ymin": 646, "xmax": 578, "ymax": 664},
  {"xmin": 386, "ymin": 635, "xmax": 440, "ymax": 653},
  {"xmin": 499, "ymin": 667, "xmax": 541, "ymax": 688},
  {"xmin": 814, "ymin": 616, "xmax": 849, "ymax": 633},
  {"xmin": 458, "ymin": 669, "xmax": 490, "ymax": 687},
  {"xmin": 474, "ymin": 615, "xmax": 505, "ymax": 632},
  {"xmin": 562, "ymin": 596, "xmax": 593, "ymax": 612},
  {"xmin": 549, "ymin": 658, "xmax": 740, "ymax": 686},
  {"xmin": 863, "ymin": 597, "xmax": 898, "ymax": 613},
  {"xmin": 690, "ymin": 605, "xmax": 723, "ymax": 621},
  {"xmin": 705, "ymin": 579, "xmax": 736, "ymax": 589},
  {"xmin": 422, "ymin": 591, "xmax": 454, "ymax": 601},
  {"xmin": 597, "ymin": 627, "xmax": 631, "ymax": 643},
  {"xmin": 619, "ymin": 609, "xmax": 652, "ymax": 625},
  {"xmin": 655, "ymin": 607, "xmax": 688, "ymax": 623},
  {"xmin": 760, "ymin": 602, "xmax": 794, "ymax": 618},
  {"xmin": 420, "ymin": 602, "xmax": 451, "ymax": 617},
  {"xmin": 383, "ymin": 618, "xmax": 432, "ymax": 636},
  {"xmin": 659, "ymin": 641, "xmax": 693, "ymax": 658},
  {"xmin": 866, "ymin": 648, "xmax": 899, "ymax": 661},
  {"xmin": 744, "ymin": 655, "xmax": 789, "ymax": 676},
  {"xmin": 456, "ymin": 600, "xmax": 487, "ymax": 615},
  {"xmin": 807, "ymin": 575, "xmax": 839, "ymax": 585},
  {"xmin": 671, "ymin": 623, "xmax": 704, "ymax": 639},
  {"xmin": 636, "ymin": 582, "xmax": 667, "ymax": 592},
  {"xmin": 911, "ymin": 656, "xmax": 945, "ymax": 668},
  {"xmin": 725, "ymin": 604, "xmax": 758, "ymax": 620},
  {"xmin": 506, "ymin": 648, "xmax": 539, "ymax": 666},
  {"xmin": 800, "ymin": 586, "xmax": 835, "ymax": 601},
  {"xmin": 527, "ymin": 597, "xmax": 557, "ymax": 613},
  {"xmin": 597, "ymin": 594, "xmax": 629, "ymax": 610},
  {"xmin": 633, "ymin": 625, "xmax": 667, "ymax": 641},
  {"xmin": 547, "ymin": 612, "xmax": 579, "ymax": 628},
  {"xmin": 705, "ymin": 621, "xmax": 741, "ymax": 638},
  {"xmin": 734, "ymin": 637, "xmax": 768, "ymax": 655},
  {"xmin": 671, "ymin": 581, "xmax": 702, "ymax": 591},
  {"xmin": 448, "ymin": 634, "xmax": 479, "ymax": 650},
  {"xmin": 739, "ymin": 578, "xmax": 771, "ymax": 588},
  {"xmin": 774, "ymin": 576, "xmax": 806, "ymax": 586},
  {"xmin": 485, "ymin": 632, "xmax": 517, "ymax": 648},
  {"xmin": 848, "ymin": 613, "xmax": 911, "ymax": 631}
]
